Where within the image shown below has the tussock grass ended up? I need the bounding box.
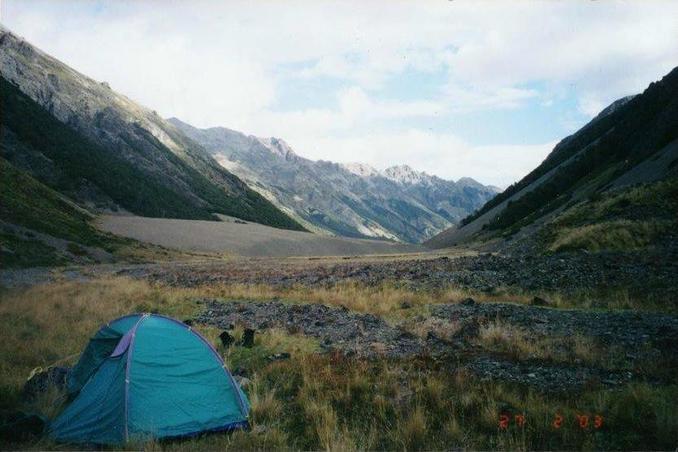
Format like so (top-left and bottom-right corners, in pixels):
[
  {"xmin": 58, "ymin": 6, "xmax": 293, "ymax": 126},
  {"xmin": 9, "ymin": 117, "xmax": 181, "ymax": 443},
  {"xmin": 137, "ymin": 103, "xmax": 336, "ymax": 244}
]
[
  {"xmin": 477, "ymin": 319, "xmax": 608, "ymax": 367},
  {"xmin": 549, "ymin": 219, "xmax": 671, "ymax": 253},
  {"xmin": 253, "ymin": 354, "xmax": 676, "ymax": 450},
  {"xmin": 0, "ymin": 277, "xmax": 223, "ymax": 412},
  {"xmin": 224, "ymin": 328, "xmax": 319, "ymax": 371},
  {"xmin": 398, "ymin": 405, "xmax": 428, "ymax": 450},
  {"xmin": 0, "ymin": 278, "xmax": 172, "ymax": 408},
  {"xmin": 169, "ymin": 280, "xmax": 531, "ymax": 319},
  {"xmin": 542, "ymin": 177, "xmax": 678, "ymax": 254},
  {"xmin": 194, "ymin": 281, "xmax": 449, "ymax": 317},
  {"xmin": 248, "ymin": 377, "xmax": 283, "ymax": 425},
  {"xmin": 0, "ymin": 276, "xmax": 660, "ymax": 404},
  {"xmin": 490, "ymin": 286, "xmax": 669, "ymax": 312}
]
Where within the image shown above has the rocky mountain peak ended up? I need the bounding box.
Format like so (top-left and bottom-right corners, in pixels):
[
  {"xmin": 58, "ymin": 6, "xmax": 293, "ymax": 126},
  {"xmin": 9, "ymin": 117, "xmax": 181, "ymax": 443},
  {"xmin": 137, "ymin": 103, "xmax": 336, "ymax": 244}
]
[
  {"xmin": 382, "ymin": 164, "xmax": 429, "ymax": 185},
  {"xmin": 0, "ymin": 27, "xmax": 304, "ymax": 231},
  {"xmin": 595, "ymin": 95, "xmax": 637, "ymax": 120},
  {"xmin": 256, "ymin": 136, "xmax": 297, "ymax": 159},
  {"xmin": 341, "ymin": 162, "xmax": 380, "ymax": 177}
]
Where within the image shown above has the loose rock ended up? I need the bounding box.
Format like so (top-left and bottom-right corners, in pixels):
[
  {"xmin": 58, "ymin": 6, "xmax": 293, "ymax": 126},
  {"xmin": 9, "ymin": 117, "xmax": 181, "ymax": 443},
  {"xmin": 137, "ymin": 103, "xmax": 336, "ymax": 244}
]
[
  {"xmin": 219, "ymin": 331, "xmax": 235, "ymax": 349},
  {"xmin": 460, "ymin": 297, "xmax": 476, "ymax": 306},
  {"xmin": 241, "ymin": 328, "xmax": 255, "ymax": 348},
  {"xmin": 531, "ymin": 296, "xmax": 551, "ymax": 306}
]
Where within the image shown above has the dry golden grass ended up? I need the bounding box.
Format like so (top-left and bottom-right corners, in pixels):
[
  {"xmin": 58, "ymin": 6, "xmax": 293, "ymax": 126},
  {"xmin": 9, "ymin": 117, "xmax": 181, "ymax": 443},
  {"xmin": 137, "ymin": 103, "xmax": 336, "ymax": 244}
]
[
  {"xmin": 398, "ymin": 405, "xmax": 428, "ymax": 450},
  {"xmin": 543, "ymin": 177, "xmax": 678, "ymax": 255},
  {"xmin": 0, "ymin": 278, "xmax": 183, "ymax": 398},
  {"xmin": 476, "ymin": 319, "xmax": 605, "ymax": 366},
  {"xmin": 160, "ymin": 279, "xmax": 596, "ymax": 318},
  {"xmin": 248, "ymin": 377, "xmax": 283, "ymax": 425},
  {"xmin": 0, "ymin": 275, "xmax": 656, "ymax": 397},
  {"xmin": 0, "ymin": 275, "xmax": 652, "ymax": 405},
  {"xmin": 402, "ymin": 314, "xmax": 462, "ymax": 340},
  {"xmin": 193, "ymin": 281, "xmax": 444, "ymax": 317},
  {"xmin": 477, "ymin": 318, "xmax": 547, "ymax": 362},
  {"xmin": 549, "ymin": 219, "xmax": 671, "ymax": 253}
]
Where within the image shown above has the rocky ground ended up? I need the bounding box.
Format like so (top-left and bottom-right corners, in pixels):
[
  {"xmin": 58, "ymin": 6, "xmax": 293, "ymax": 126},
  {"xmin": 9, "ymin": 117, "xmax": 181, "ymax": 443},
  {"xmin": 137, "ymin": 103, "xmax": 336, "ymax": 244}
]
[
  {"xmin": 3, "ymin": 245, "xmax": 676, "ymax": 301},
  {"xmin": 430, "ymin": 302, "xmax": 678, "ymax": 349},
  {"xmin": 111, "ymin": 248, "xmax": 678, "ymax": 300},
  {"xmin": 3, "ymin": 247, "xmax": 676, "ymax": 394},
  {"xmin": 196, "ymin": 299, "xmax": 424, "ymax": 359},
  {"xmin": 195, "ymin": 298, "xmax": 678, "ymax": 393}
]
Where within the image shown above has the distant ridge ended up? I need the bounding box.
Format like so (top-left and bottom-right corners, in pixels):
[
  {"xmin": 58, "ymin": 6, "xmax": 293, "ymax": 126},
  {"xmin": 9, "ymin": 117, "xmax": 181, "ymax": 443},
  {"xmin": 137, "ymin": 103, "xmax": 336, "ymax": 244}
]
[{"xmin": 169, "ymin": 118, "xmax": 498, "ymax": 243}]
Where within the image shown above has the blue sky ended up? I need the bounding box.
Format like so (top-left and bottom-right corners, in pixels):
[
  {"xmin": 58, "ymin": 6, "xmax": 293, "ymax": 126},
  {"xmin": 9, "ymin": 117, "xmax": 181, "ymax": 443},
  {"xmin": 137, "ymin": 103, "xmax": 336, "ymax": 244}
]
[
  {"xmin": 273, "ymin": 65, "xmax": 582, "ymax": 146},
  {"xmin": 2, "ymin": 0, "xmax": 677, "ymax": 187}
]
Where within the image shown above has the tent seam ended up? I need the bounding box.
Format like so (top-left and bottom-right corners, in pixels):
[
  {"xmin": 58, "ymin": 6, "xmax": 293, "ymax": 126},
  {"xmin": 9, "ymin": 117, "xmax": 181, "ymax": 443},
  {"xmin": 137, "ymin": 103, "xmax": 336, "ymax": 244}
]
[{"xmin": 123, "ymin": 314, "xmax": 148, "ymax": 443}]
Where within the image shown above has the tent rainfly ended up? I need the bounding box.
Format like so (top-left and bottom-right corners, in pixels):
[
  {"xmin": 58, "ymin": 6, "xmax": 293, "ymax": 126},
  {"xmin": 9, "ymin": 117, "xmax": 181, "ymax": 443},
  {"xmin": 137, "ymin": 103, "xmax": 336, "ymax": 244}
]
[{"xmin": 49, "ymin": 313, "xmax": 249, "ymax": 445}]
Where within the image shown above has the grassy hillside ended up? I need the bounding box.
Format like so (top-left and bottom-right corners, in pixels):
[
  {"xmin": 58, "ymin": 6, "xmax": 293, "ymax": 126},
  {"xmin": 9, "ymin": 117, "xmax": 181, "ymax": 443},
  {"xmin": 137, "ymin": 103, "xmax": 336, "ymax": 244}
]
[
  {"xmin": 540, "ymin": 177, "xmax": 678, "ymax": 253},
  {"xmin": 0, "ymin": 157, "xmax": 104, "ymax": 267},
  {"xmin": 0, "ymin": 76, "xmax": 304, "ymax": 231},
  {"xmin": 0, "ymin": 158, "xmax": 206, "ymax": 268},
  {"xmin": 460, "ymin": 67, "xmax": 678, "ymax": 232}
]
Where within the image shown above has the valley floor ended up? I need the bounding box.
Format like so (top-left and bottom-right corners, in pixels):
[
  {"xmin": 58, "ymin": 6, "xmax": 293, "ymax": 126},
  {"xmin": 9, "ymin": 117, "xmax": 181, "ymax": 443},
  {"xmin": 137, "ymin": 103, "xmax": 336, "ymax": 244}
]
[
  {"xmin": 1, "ymin": 246, "xmax": 677, "ymax": 449},
  {"xmin": 98, "ymin": 215, "xmax": 423, "ymax": 257}
]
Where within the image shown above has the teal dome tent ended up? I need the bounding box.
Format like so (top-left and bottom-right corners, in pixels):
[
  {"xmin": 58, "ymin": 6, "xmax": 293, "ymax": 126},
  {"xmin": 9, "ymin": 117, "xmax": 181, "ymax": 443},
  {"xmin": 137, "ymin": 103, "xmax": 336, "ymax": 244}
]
[{"xmin": 49, "ymin": 314, "xmax": 249, "ymax": 445}]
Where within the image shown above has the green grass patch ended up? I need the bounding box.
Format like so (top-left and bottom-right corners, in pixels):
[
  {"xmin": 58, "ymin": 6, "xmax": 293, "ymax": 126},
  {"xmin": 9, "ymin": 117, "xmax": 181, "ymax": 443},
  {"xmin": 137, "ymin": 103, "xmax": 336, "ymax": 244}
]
[
  {"xmin": 0, "ymin": 157, "xmax": 103, "ymax": 247},
  {"xmin": 540, "ymin": 178, "xmax": 678, "ymax": 253},
  {"xmin": 549, "ymin": 220, "xmax": 672, "ymax": 253},
  {"xmin": 0, "ymin": 231, "xmax": 65, "ymax": 268}
]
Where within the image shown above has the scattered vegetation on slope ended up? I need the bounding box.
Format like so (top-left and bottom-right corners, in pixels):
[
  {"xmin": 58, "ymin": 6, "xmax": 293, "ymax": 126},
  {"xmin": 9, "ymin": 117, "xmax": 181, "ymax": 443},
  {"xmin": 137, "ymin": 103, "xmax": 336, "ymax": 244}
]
[
  {"xmin": 0, "ymin": 158, "xmax": 216, "ymax": 267},
  {"xmin": 548, "ymin": 220, "xmax": 671, "ymax": 253},
  {"xmin": 0, "ymin": 158, "xmax": 102, "ymax": 246},
  {"xmin": 0, "ymin": 157, "xmax": 109, "ymax": 267},
  {"xmin": 540, "ymin": 178, "xmax": 678, "ymax": 253}
]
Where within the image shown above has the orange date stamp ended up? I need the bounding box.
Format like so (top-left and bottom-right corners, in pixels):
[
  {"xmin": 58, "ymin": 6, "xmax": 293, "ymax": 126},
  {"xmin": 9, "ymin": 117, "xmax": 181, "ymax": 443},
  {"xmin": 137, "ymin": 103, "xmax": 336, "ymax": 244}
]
[{"xmin": 499, "ymin": 413, "xmax": 603, "ymax": 430}]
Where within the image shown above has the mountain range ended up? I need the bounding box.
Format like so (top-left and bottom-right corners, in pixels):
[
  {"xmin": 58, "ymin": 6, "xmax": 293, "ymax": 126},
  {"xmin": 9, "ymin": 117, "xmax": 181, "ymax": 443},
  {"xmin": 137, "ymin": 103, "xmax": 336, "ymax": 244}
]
[
  {"xmin": 0, "ymin": 25, "xmax": 497, "ymax": 249},
  {"xmin": 169, "ymin": 118, "xmax": 498, "ymax": 243},
  {"xmin": 3, "ymin": 22, "xmax": 675, "ymax": 265}
]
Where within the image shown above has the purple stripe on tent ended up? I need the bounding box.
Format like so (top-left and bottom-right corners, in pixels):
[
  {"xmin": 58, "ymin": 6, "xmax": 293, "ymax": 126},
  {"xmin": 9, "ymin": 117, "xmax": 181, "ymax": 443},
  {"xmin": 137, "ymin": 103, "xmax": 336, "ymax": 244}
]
[{"xmin": 110, "ymin": 330, "xmax": 134, "ymax": 357}]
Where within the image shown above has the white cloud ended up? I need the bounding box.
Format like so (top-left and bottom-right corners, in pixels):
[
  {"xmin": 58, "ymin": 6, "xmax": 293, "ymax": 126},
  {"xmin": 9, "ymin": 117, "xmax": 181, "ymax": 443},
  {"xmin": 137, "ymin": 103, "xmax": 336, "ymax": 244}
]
[
  {"xmin": 444, "ymin": 83, "xmax": 539, "ymax": 112},
  {"xmin": 337, "ymin": 87, "xmax": 445, "ymax": 122},
  {"xmin": 286, "ymin": 128, "xmax": 554, "ymax": 188},
  {"xmin": 2, "ymin": 0, "xmax": 677, "ymax": 186}
]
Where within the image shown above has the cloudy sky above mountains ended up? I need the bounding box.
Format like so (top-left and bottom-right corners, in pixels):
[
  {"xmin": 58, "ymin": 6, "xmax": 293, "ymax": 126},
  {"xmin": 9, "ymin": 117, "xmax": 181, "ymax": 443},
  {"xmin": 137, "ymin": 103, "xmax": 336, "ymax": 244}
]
[{"xmin": 3, "ymin": 1, "xmax": 677, "ymax": 186}]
